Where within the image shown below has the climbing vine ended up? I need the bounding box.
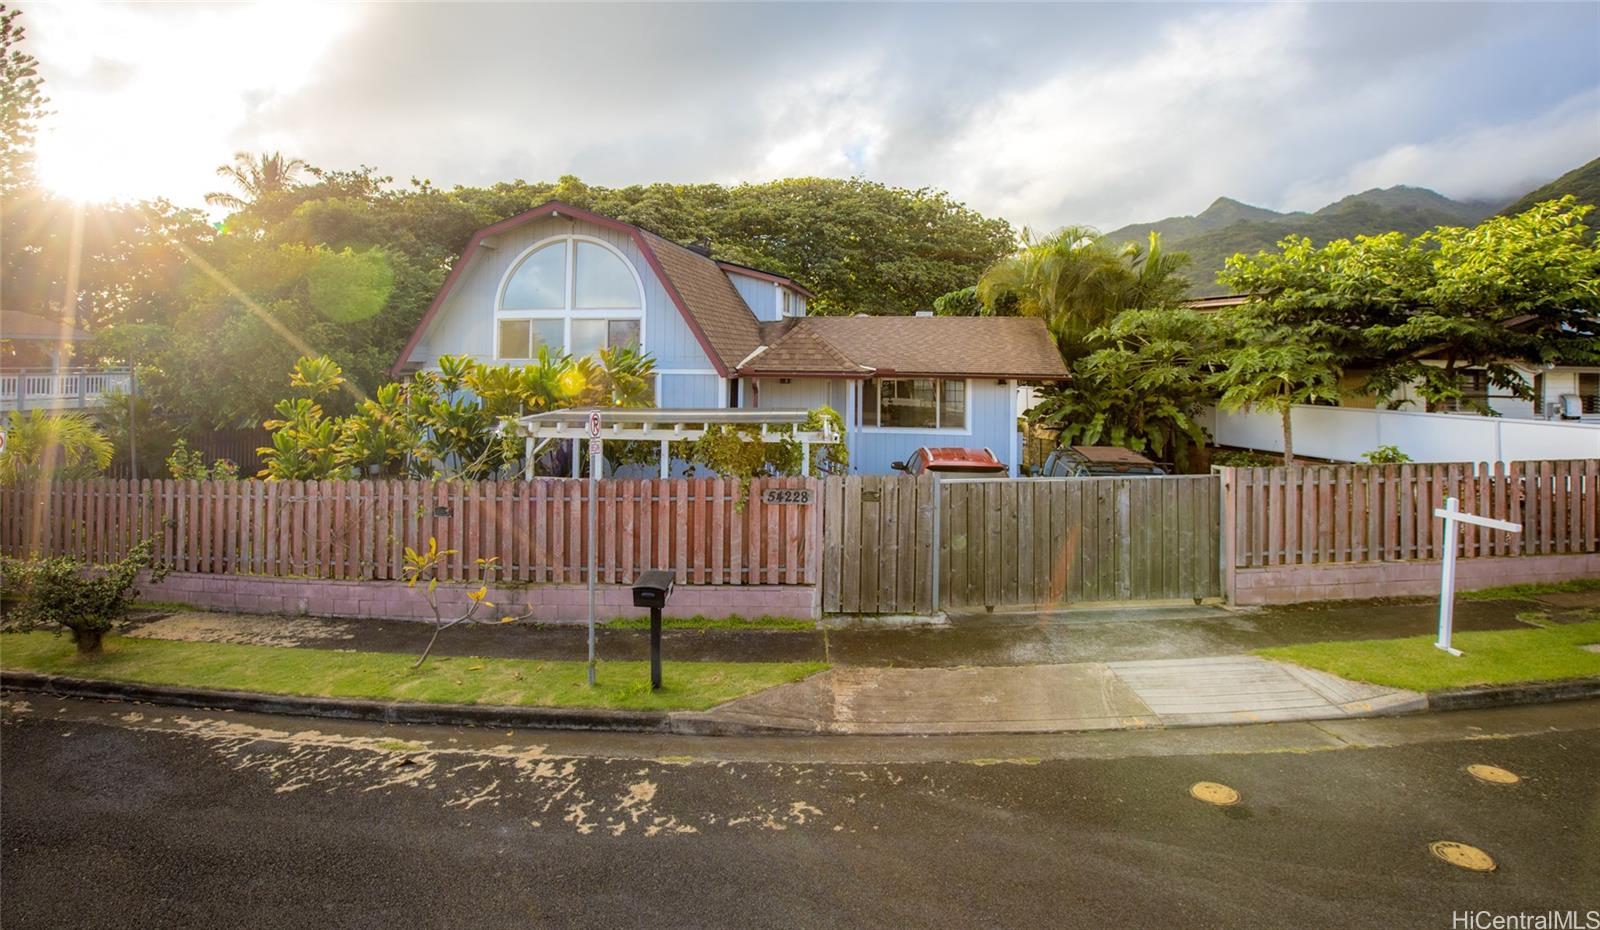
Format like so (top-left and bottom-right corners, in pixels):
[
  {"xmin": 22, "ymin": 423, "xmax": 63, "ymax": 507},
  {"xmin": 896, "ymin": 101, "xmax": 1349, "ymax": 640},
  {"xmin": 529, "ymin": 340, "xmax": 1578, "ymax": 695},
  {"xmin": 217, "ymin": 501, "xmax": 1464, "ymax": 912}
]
[{"xmin": 687, "ymin": 405, "xmax": 848, "ymax": 506}]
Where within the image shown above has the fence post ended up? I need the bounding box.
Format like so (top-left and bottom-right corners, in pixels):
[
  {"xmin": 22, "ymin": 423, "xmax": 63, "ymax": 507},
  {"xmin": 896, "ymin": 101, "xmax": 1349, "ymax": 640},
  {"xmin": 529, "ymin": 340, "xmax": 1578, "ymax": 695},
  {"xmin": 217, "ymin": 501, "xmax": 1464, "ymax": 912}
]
[
  {"xmin": 1218, "ymin": 467, "xmax": 1237, "ymax": 604},
  {"xmin": 930, "ymin": 474, "xmax": 942, "ymax": 613}
]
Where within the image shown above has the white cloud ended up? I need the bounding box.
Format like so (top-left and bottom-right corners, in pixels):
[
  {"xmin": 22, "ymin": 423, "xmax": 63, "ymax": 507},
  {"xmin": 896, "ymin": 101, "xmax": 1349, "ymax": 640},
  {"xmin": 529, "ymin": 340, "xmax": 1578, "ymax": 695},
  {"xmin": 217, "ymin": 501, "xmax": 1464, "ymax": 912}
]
[
  {"xmin": 1280, "ymin": 88, "xmax": 1600, "ymax": 210},
  {"xmin": 25, "ymin": 1, "xmax": 359, "ymax": 202},
  {"xmin": 17, "ymin": 1, "xmax": 1599, "ymax": 229},
  {"xmin": 931, "ymin": 4, "xmax": 1316, "ymax": 231}
]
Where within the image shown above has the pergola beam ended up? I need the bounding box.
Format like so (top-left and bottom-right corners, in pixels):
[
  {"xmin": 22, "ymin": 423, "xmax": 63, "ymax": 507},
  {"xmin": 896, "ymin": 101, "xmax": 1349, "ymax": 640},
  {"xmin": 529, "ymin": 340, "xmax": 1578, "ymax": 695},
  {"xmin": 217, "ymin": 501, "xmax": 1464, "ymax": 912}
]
[{"xmin": 502, "ymin": 407, "xmax": 841, "ymax": 479}]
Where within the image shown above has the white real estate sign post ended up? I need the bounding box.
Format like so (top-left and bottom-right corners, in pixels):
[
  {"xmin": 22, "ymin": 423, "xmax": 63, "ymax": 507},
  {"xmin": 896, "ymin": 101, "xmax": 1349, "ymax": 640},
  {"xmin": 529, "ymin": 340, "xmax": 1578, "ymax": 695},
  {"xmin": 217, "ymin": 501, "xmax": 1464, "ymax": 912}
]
[
  {"xmin": 586, "ymin": 411, "xmax": 602, "ymax": 686},
  {"xmin": 1433, "ymin": 496, "xmax": 1522, "ymax": 656}
]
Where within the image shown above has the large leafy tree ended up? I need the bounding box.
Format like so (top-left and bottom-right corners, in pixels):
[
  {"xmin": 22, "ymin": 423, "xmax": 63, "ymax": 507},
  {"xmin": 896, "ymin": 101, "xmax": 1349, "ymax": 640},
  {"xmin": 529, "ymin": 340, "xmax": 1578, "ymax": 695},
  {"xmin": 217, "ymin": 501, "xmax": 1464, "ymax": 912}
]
[
  {"xmin": 0, "ymin": 4, "xmax": 45, "ymax": 199},
  {"xmin": 1220, "ymin": 198, "xmax": 1600, "ymax": 414}
]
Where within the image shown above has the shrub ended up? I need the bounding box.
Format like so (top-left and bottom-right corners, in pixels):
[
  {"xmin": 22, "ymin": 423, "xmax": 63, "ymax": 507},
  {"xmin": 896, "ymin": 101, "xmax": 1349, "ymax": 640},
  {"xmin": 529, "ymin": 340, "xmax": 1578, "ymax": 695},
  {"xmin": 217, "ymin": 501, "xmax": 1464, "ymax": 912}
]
[
  {"xmin": 166, "ymin": 439, "xmax": 240, "ymax": 480},
  {"xmin": 1, "ymin": 538, "xmax": 169, "ymax": 654},
  {"xmin": 1210, "ymin": 449, "xmax": 1282, "ymax": 468},
  {"xmin": 1360, "ymin": 444, "xmax": 1412, "ymax": 464}
]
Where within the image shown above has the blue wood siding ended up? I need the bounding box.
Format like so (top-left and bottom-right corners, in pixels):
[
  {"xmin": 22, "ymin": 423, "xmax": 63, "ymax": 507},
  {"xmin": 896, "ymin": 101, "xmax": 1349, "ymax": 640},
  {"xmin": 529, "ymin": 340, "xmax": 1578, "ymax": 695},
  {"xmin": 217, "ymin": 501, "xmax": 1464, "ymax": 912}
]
[
  {"xmin": 726, "ymin": 271, "xmax": 777, "ymax": 322},
  {"xmin": 659, "ymin": 372, "xmax": 722, "ymax": 408},
  {"xmin": 406, "ymin": 215, "xmax": 719, "ymax": 372},
  {"xmin": 740, "ymin": 376, "xmax": 1016, "ymax": 475},
  {"xmin": 851, "ymin": 379, "xmax": 1016, "ymax": 475}
]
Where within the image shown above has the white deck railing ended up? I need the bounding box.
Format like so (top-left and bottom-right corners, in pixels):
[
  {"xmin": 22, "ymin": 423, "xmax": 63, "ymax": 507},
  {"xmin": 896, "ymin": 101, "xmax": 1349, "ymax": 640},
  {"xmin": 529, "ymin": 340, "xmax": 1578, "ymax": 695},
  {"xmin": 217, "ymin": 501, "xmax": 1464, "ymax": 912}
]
[{"xmin": 0, "ymin": 368, "xmax": 134, "ymax": 412}]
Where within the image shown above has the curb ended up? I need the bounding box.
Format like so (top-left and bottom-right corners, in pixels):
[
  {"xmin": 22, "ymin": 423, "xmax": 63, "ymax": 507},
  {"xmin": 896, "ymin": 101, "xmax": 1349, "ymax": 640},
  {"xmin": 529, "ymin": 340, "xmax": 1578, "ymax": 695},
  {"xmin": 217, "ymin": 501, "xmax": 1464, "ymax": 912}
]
[
  {"xmin": 0, "ymin": 671, "xmax": 792, "ymax": 738},
  {"xmin": 1426, "ymin": 677, "xmax": 1600, "ymax": 712},
  {"xmin": 5, "ymin": 670, "xmax": 1597, "ymax": 738}
]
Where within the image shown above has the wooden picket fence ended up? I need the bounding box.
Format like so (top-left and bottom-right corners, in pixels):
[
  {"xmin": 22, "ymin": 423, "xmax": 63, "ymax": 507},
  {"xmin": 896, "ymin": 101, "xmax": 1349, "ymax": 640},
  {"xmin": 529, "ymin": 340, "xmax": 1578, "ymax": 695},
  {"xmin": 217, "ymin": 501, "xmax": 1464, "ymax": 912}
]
[
  {"xmin": 1223, "ymin": 460, "xmax": 1600, "ymax": 569},
  {"xmin": 0, "ymin": 477, "xmax": 821, "ymax": 586},
  {"xmin": 823, "ymin": 474, "xmax": 1222, "ymax": 613}
]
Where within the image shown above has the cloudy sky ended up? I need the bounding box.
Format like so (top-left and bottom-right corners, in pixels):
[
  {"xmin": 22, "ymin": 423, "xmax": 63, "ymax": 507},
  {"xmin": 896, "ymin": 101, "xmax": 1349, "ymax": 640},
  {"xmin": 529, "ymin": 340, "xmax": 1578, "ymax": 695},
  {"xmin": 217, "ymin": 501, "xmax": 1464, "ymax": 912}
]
[{"xmin": 22, "ymin": 1, "xmax": 1600, "ymax": 232}]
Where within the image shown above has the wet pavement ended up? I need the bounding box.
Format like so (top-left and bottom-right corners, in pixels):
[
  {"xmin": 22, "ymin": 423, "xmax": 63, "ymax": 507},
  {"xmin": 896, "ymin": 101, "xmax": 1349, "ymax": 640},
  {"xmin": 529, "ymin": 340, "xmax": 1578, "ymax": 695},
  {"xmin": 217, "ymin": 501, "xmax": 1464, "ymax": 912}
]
[
  {"xmin": 120, "ymin": 592, "xmax": 1592, "ymax": 668},
  {"xmin": 3, "ymin": 694, "xmax": 1596, "ymax": 928}
]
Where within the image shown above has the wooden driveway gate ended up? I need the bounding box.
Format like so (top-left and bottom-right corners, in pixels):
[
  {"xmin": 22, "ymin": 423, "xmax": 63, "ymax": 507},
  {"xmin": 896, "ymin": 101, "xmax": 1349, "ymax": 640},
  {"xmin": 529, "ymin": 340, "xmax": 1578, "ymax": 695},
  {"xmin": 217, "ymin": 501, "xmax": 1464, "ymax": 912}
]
[{"xmin": 823, "ymin": 475, "xmax": 1222, "ymax": 614}]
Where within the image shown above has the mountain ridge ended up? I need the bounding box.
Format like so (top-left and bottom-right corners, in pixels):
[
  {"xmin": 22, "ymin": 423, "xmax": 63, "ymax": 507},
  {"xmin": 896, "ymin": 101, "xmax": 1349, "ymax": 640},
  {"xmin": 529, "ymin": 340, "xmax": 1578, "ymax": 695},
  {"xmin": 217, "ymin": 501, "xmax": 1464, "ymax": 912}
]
[{"xmin": 1105, "ymin": 182, "xmax": 1530, "ymax": 297}]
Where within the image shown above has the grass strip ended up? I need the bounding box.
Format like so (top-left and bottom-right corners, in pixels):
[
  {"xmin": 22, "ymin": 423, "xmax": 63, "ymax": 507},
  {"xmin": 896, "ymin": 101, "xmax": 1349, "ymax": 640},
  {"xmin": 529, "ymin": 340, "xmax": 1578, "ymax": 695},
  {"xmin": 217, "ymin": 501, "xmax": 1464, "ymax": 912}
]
[
  {"xmin": 0, "ymin": 632, "xmax": 825, "ymax": 712},
  {"xmin": 1458, "ymin": 578, "xmax": 1600, "ymax": 601},
  {"xmin": 1257, "ymin": 621, "xmax": 1600, "ymax": 692}
]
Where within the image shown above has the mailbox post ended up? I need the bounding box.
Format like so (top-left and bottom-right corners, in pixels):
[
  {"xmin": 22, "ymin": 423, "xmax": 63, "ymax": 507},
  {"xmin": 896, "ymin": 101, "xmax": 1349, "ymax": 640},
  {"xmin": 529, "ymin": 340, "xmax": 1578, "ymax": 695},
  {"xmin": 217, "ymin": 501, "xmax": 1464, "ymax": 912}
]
[{"xmin": 631, "ymin": 570, "xmax": 674, "ymax": 690}]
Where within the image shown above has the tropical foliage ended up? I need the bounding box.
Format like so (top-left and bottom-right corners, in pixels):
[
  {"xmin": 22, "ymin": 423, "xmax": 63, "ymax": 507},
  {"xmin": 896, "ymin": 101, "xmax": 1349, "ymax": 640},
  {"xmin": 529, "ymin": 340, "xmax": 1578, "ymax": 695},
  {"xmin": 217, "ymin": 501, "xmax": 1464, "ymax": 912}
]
[
  {"xmin": 975, "ymin": 228, "xmax": 1191, "ymax": 358},
  {"xmin": 1027, "ymin": 308, "xmax": 1222, "ymax": 470},
  {"xmin": 259, "ymin": 350, "xmax": 656, "ymax": 480},
  {"xmin": 0, "ymin": 410, "xmax": 114, "ymax": 484}
]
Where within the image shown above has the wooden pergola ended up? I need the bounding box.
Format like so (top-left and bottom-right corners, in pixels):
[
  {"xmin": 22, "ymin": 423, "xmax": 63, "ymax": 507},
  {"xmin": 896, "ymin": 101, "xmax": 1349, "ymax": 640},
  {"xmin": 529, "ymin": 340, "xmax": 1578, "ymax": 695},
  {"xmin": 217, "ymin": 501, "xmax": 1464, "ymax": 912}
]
[{"xmin": 503, "ymin": 408, "xmax": 842, "ymax": 478}]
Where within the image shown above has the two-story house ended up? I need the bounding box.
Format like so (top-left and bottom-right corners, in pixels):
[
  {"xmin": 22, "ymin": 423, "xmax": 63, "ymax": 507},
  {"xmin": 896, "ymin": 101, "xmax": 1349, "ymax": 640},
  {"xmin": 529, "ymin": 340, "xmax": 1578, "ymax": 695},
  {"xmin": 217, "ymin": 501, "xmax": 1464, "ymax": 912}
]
[{"xmin": 392, "ymin": 202, "xmax": 1068, "ymax": 474}]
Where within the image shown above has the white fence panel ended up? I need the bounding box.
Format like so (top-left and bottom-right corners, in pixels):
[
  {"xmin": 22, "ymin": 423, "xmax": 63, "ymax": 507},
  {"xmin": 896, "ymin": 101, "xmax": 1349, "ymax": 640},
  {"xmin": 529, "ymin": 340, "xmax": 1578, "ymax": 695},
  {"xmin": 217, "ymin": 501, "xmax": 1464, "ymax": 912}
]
[{"xmin": 1203, "ymin": 405, "xmax": 1600, "ymax": 463}]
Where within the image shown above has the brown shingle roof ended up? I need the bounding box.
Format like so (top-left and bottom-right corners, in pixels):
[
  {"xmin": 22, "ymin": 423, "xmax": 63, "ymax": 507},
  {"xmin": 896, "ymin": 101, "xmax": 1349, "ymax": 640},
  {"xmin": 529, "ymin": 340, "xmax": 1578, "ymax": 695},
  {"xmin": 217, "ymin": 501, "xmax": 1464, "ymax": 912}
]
[
  {"xmin": 743, "ymin": 320, "xmax": 873, "ymax": 375},
  {"xmin": 739, "ymin": 316, "xmax": 1068, "ymax": 380},
  {"xmin": 640, "ymin": 231, "xmax": 762, "ymax": 371}
]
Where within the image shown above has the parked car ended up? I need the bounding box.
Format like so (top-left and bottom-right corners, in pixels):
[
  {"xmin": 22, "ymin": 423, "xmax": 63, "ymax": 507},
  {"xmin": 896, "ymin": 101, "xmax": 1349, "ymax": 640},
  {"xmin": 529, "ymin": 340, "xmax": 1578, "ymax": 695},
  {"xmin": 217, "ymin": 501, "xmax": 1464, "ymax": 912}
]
[
  {"xmin": 1038, "ymin": 445, "xmax": 1168, "ymax": 477},
  {"xmin": 891, "ymin": 447, "xmax": 1009, "ymax": 476}
]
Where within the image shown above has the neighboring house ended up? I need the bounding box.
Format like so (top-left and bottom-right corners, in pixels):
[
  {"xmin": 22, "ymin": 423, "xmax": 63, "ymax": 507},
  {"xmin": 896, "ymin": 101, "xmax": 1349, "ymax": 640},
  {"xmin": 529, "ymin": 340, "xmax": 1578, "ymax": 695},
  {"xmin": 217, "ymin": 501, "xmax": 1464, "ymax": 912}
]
[
  {"xmin": 1, "ymin": 310, "xmax": 133, "ymax": 412},
  {"xmin": 393, "ymin": 202, "xmax": 1068, "ymax": 474},
  {"xmin": 1182, "ymin": 295, "xmax": 1600, "ymax": 422}
]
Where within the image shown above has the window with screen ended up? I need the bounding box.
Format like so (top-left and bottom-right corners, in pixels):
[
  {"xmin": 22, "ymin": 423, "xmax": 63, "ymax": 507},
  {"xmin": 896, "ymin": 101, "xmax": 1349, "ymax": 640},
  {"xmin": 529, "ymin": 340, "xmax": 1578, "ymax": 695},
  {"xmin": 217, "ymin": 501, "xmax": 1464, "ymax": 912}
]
[{"xmin": 861, "ymin": 378, "xmax": 967, "ymax": 429}]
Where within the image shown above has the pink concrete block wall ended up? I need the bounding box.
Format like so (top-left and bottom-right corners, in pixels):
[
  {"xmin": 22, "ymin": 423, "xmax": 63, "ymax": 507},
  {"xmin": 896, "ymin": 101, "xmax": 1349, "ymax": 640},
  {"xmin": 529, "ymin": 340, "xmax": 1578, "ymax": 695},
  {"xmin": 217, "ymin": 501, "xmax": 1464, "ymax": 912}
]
[
  {"xmin": 1231, "ymin": 552, "xmax": 1600, "ymax": 606},
  {"xmin": 139, "ymin": 572, "xmax": 820, "ymax": 622}
]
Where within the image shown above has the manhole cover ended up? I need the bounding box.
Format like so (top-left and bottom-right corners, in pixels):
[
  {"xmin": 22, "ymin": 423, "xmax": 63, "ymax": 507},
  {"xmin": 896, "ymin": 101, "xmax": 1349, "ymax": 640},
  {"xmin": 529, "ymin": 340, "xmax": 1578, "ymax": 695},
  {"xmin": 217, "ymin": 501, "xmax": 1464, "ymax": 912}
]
[
  {"xmin": 1466, "ymin": 764, "xmax": 1521, "ymax": 785},
  {"xmin": 1430, "ymin": 841, "xmax": 1496, "ymax": 872},
  {"xmin": 1190, "ymin": 781, "xmax": 1240, "ymax": 806}
]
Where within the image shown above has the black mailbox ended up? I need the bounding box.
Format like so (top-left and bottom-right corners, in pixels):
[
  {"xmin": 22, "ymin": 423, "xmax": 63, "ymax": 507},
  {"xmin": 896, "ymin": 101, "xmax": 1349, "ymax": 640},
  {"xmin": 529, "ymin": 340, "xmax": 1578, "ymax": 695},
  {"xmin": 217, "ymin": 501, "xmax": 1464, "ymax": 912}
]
[
  {"xmin": 632, "ymin": 570, "xmax": 674, "ymax": 609},
  {"xmin": 631, "ymin": 570, "xmax": 674, "ymax": 690}
]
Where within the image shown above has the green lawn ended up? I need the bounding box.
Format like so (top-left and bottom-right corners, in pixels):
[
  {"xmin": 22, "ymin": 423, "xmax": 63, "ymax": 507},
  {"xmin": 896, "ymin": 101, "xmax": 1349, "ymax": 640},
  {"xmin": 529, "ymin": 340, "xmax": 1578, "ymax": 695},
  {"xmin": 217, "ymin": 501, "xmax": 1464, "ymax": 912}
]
[
  {"xmin": 0, "ymin": 632, "xmax": 825, "ymax": 712},
  {"xmin": 1258, "ymin": 621, "xmax": 1600, "ymax": 692},
  {"xmin": 603, "ymin": 614, "xmax": 816, "ymax": 631},
  {"xmin": 1459, "ymin": 578, "xmax": 1600, "ymax": 601}
]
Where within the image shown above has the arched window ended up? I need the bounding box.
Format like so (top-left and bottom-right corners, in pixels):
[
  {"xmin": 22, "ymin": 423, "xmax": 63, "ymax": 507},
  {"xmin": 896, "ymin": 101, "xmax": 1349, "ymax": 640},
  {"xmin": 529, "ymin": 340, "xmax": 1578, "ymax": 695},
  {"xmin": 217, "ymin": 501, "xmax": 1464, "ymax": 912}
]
[{"xmin": 496, "ymin": 236, "xmax": 644, "ymax": 360}]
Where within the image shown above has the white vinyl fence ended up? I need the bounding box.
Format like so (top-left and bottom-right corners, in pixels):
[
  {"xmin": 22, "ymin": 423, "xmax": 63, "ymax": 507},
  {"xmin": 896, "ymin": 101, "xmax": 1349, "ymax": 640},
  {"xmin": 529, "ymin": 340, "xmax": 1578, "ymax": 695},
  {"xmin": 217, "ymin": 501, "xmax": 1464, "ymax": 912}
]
[{"xmin": 1202, "ymin": 404, "xmax": 1600, "ymax": 464}]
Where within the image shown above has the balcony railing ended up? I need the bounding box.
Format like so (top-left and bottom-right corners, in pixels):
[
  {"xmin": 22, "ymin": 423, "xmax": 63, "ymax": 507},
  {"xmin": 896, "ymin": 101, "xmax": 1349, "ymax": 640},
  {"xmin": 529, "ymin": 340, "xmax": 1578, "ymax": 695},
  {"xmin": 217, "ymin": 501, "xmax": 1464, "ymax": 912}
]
[{"xmin": 0, "ymin": 368, "xmax": 134, "ymax": 412}]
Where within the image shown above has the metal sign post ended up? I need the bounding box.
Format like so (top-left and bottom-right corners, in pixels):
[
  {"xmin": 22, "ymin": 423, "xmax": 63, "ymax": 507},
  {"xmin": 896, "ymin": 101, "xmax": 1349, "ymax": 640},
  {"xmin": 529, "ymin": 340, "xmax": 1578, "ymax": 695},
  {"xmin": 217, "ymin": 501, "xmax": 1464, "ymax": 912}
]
[
  {"xmin": 586, "ymin": 411, "xmax": 602, "ymax": 686},
  {"xmin": 1433, "ymin": 496, "xmax": 1521, "ymax": 656}
]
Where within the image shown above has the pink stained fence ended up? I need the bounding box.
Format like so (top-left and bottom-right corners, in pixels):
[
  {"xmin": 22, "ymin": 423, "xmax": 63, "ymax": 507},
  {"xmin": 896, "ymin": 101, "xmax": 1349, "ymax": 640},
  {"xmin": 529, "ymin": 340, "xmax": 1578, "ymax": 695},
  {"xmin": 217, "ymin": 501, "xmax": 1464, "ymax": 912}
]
[
  {"xmin": 1221, "ymin": 460, "xmax": 1599, "ymax": 569},
  {"xmin": 0, "ymin": 477, "xmax": 822, "ymax": 586}
]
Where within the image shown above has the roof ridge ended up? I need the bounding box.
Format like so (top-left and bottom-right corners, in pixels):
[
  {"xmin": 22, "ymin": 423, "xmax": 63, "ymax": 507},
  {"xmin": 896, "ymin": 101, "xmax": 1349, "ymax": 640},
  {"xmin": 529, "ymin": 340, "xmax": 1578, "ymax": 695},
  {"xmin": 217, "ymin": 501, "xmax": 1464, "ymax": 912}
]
[{"xmin": 769, "ymin": 319, "xmax": 869, "ymax": 372}]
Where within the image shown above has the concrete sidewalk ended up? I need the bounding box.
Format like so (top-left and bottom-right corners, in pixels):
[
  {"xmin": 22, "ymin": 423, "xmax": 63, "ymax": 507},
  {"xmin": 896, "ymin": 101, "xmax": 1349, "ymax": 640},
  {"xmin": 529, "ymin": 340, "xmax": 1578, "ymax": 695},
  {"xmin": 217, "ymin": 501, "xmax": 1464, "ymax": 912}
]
[{"xmin": 688, "ymin": 655, "xmax": 1425, "ymax": 735}]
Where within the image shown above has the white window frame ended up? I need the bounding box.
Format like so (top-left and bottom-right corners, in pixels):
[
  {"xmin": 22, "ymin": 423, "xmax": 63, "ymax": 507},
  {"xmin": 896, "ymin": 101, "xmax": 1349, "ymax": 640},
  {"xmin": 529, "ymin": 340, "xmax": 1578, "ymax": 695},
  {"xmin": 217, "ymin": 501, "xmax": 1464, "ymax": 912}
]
[
  {"xmin": 494, "ymin": 234, "xmax": 647, "ymax": 361},
  {"xmin": 859, "ymin": 377, "xmax": 973, "ymax": 435}
]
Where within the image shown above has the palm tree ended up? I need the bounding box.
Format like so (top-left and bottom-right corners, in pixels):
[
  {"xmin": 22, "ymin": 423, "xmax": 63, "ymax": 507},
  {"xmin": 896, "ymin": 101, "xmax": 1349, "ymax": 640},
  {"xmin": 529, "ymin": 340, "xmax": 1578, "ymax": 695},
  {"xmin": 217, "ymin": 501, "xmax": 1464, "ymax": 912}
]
[
  {"xmin": 0, "ymin": 409, "xmax": 114, "ymax": 484},
  {"xmin": 204, "ymin": 151, "xmax": 308, "ymax": 211},
  {"xmin": 976, "ymin": 227, "xmax": 1132, "ymax": 358},
  {"xmin": 1120, "ymin": 231, "xmax": 1192, "ymax": 310}
]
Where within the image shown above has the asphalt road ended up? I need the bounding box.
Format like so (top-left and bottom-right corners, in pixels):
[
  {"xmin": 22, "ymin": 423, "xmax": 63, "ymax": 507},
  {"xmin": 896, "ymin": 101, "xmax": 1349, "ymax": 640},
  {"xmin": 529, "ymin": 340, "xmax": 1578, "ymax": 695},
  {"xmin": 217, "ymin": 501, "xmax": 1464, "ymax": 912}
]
[{"xmin": 2, "ymin": 695, "xmax": 1597, "ymax": 929}]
